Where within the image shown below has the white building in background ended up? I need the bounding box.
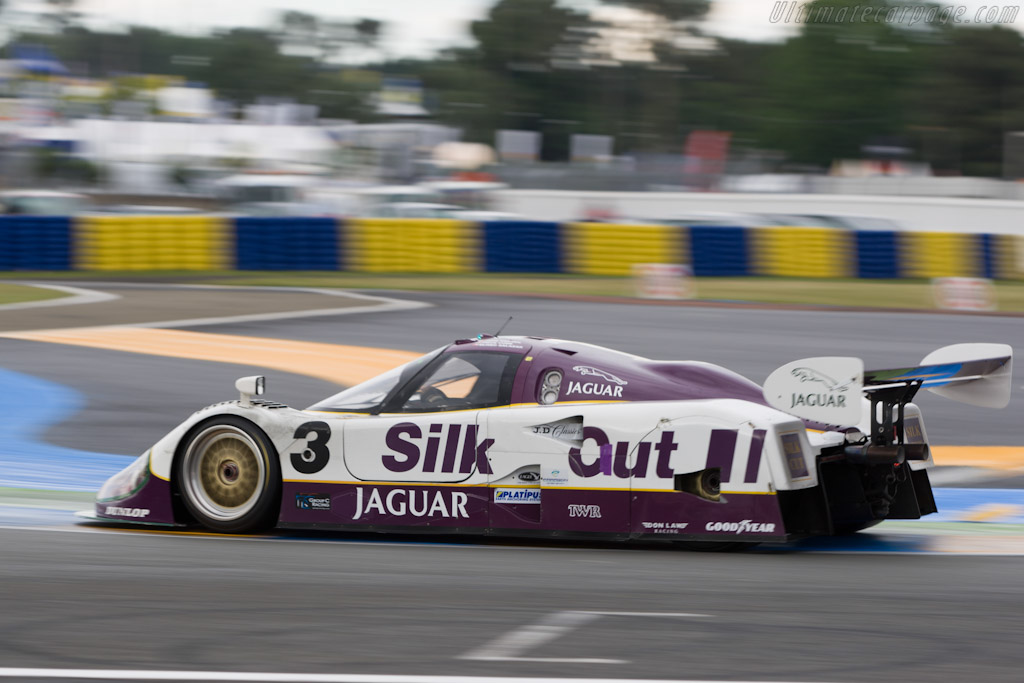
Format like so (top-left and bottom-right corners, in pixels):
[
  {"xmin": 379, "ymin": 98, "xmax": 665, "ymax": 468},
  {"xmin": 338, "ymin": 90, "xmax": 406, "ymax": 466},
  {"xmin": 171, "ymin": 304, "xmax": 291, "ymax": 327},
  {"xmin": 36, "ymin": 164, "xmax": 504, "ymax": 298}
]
[
  {"xmin": 155, "ymin": 87, "xmax": 217, "ymax": 119},
  {"xmin": 15, "ymin": 117, "xmax": 463, "ymax": 193}
]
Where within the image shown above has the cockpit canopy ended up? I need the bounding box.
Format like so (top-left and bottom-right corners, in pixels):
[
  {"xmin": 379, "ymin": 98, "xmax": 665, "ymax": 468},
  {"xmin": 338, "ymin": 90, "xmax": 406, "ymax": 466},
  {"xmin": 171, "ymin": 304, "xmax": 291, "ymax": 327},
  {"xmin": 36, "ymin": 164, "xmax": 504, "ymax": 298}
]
[
  {"xmin": 307, "ymin": 336, "xmax": 768, "ymax": 414},
  {"xmin": 308, "ymin": 345, "xmax": 523, "ymax": 414}
]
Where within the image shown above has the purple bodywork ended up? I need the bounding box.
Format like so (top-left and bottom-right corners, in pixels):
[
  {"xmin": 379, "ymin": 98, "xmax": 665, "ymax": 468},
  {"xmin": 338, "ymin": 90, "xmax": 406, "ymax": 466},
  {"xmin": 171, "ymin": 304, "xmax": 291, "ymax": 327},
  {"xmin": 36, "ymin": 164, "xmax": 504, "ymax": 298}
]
[{"xmin": 475, "ymin": 336, "xmax": 773, "ymax": 408}]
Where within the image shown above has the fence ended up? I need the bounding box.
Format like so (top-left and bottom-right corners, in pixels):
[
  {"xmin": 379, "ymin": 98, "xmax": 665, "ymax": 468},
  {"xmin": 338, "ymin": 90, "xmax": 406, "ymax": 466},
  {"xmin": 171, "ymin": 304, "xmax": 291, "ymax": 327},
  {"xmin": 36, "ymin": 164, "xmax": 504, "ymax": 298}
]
[{"xmin": 1, "ymin": 216, "xmax": 1021, "ymax": 279}]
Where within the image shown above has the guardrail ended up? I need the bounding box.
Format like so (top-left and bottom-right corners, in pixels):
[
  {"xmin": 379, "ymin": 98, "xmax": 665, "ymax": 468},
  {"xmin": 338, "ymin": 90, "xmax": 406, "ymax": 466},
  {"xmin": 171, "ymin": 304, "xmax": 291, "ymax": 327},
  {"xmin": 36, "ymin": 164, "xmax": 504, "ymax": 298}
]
[{"xmin": 0, "ymin": 216, "xmax": 1020, "ymax": 279}]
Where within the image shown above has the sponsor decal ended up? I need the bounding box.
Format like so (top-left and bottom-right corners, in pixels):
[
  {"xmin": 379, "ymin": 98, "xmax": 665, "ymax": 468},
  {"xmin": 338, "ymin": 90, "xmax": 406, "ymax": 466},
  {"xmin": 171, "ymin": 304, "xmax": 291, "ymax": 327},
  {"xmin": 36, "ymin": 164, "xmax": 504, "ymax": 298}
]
[
  {"xmin": 353, "ymin": 487, "xmax": 469, "ymax": 520},
  {"xmin": 516, "ymin": 471, "xmax": 540, "ymax": 483},
  {"xmin": 104, "ymin": 506, "xmax": 149, "ymax": 518},
  {"xmin": 569, "ymin": 426, "xmax": 767, "ymax": 484},
  {"xmin": 789, "ymin": 365, "xmax": 852, "ymax": 409},
  {"xmin": 382, "ymin": 423, "xmax": 493, "ymax": 475},
  {"xmin": 572, "ymin": 366, "xmax": 627, "ymax": 385},
  {"xmin": 566, "ymin": 366, "xmax": 627, "ymax": 399},
  {"xmin": 904, "ymin": 417, "xmax": 924, "ymax": 444},
  {"xmin": 763, "ymin": 357, "xmax": 863, "ymax": 425},
  {"xmin": 780, "ymin": 433, "xmax": 809, "ymax": 479},
  {"xmin": 530, "ymin": 417, "xmax": 584, "ymax": 445},
  {"xmin": 475, "ymin": 338, "xmax": 526, "ymax": 349},
  {"xmin": 641, "ymin": 521, "xmax": 688, "ymax": 534},
  {"xmin": 705, "ymin": 520, "xmax": 776, "ymax": 534},
  {"xmin": 790, "ymin": 367, "xmax": 854, "ymax": 392},
  {"xmin": 566, "ymin": 381, "xmax": 624, "ymax": 399},
  {"xmin": 568, "ymin": 504, "xmax": 602, "ymax": 518},
  {"xmin": 494, "ymin": 488, "xmax": 541, "ymax": 504},
  {"xmin": 790, "ymin": 392, "xmax": 847, "ymax": 409},
  {"xmin": 569, "ymin": 426, "xmax": 677, "ymax": 479},
  {"xmin": 295, "ymin": 493, "xmax": 331, "ymax": 511},
  {"xmin": 543, "ymin": 468, "xmax": 569, "ymax": 486}
]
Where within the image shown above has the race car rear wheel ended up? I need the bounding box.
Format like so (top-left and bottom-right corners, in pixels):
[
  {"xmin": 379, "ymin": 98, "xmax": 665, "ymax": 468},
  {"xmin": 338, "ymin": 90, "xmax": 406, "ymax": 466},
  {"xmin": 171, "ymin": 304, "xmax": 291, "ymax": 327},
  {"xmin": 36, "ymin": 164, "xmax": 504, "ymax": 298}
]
[{"xmin": 176, "ymin": 416, "xmax": 281, "ymax": 533}]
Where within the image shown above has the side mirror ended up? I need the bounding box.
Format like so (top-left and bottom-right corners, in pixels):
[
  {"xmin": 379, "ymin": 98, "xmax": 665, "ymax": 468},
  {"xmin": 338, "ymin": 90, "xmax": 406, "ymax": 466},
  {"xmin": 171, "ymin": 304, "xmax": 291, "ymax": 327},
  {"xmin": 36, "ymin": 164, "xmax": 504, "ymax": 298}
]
[{"xmin": 235, "ymin": 376, "xmax": 265, "ymax": 407}]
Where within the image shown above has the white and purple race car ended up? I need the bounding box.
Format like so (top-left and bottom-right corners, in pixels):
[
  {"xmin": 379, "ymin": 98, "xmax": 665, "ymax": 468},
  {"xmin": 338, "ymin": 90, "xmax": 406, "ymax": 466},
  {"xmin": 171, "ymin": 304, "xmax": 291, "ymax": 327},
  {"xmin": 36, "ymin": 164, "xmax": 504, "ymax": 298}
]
[{"xmin": 85, "ymin": 336, "xmax": 1012, "ymax": 548}]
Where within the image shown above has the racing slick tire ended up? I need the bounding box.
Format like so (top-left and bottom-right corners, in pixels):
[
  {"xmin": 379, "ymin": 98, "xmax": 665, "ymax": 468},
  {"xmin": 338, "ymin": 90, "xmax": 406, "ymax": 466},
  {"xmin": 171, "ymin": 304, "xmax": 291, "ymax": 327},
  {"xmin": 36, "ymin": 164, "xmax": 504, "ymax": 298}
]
[{"xmin": 175, "ymin": 416, "xmax": 282, "ymax": 533}]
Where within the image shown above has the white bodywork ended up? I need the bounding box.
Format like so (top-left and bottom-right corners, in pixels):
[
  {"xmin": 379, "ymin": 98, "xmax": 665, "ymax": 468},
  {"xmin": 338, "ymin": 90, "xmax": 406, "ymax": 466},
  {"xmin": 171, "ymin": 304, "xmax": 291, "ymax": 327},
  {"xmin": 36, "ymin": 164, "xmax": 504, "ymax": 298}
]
[{"xmin": 144, "ymin": 397, "xmax": 891, "ymax": 495}]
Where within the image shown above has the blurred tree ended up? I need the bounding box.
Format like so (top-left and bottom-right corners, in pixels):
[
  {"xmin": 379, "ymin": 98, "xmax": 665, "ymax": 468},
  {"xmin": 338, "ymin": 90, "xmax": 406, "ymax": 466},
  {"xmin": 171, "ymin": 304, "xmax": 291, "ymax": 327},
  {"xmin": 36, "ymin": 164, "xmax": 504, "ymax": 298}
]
[
  {"xmin": 280, "ymin": 10, "xmax": 319, "ymax": 50},
  {"xmin": 8, "ymin": 0, "xmax": 1024, "ymax": 175},
  {"xmin": 45, "ymin": 0, "xmax": 80, "ymax": 33},
  {"xmin": 278, "ymin": 11, "xmax": 382, "ymax": 63},
  {"xmin": 749, "ymin": 0, "xmax": 924, "ymax": 168},
  {"xmin": 470, "ymin": 0, "xmax": 583, "ymax": 71},
  {"xmin": 912, "ymin": 25, "xmax": 1024, "ymax": 176},
  {"xmin": 605, "ymin": 0, "xmax": 710, "ymax": 20},
  {"xmin": 354, "ymin": 19, "xmax": 382, "ymax": 50}
]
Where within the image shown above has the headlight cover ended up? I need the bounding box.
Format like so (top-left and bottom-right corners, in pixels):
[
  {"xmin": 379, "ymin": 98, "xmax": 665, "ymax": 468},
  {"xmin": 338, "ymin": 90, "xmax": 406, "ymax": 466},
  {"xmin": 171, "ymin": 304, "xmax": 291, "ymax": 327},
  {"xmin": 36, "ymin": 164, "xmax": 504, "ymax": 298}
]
[
  {"xmin": 97, "ymin": 451, "xmax": 151, "ymax": 502},
  {"xmin": 539, "ymin": 370, "xmax": 562, "ymax": 405}
]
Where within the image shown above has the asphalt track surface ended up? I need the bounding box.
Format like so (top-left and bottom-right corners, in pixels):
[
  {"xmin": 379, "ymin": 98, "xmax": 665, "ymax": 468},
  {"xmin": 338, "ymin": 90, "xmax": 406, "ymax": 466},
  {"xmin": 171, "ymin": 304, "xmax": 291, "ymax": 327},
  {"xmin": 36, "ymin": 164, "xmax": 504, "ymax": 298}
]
[
  {"xmin": 2, "ymin": 523, "xmax": 1023, "ymax": 682},
  {"xmin": 2, "ymin": 283, "xmax": 1024, "ymax": 682}
]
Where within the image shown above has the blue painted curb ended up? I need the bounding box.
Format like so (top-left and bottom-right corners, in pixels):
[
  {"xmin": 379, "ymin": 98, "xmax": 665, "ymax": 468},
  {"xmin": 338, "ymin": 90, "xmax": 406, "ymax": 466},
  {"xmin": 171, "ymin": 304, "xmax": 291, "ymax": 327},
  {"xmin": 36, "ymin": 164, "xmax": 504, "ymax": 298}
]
[{"xmin": 0, "ymin": 368, "xmax": 131, "ymax": 491}]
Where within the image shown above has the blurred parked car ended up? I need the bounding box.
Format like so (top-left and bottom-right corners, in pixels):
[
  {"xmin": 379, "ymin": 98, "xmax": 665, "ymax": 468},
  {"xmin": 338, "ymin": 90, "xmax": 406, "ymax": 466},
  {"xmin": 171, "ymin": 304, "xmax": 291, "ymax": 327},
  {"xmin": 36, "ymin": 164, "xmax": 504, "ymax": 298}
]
[
  {"xmin": 0, "ymin": 190, "xmax": 89, "ymax": 215},
  {"xmin": 760, "ymin": 214, "xmax": 903, "ymax": 230},
  {"xmin": 84, "ymin": 205, "xmax": 208, "ymax": 215},
  {"xmin": 368, "ymin": 202, "xmax": 521, "ymax": 221},
  {"xmin": 213, "ymin": 174, "xmax": 335, "ymax": 217}
]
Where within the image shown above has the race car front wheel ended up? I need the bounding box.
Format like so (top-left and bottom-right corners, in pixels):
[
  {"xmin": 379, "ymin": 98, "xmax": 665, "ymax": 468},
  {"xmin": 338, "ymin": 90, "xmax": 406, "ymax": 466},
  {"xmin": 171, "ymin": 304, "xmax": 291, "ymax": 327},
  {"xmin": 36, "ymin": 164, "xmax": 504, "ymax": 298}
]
[{"xmin": 176, "ymin": 416, "xmax": 281, "ymax": 533}]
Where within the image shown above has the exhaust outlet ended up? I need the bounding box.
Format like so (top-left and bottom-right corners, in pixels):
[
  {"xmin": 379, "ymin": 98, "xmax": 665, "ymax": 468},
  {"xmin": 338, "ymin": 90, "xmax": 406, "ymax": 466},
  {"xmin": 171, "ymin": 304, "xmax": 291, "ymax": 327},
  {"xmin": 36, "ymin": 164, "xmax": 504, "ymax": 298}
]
[
  {"xmin": 844, "ymin": 445, "xmax": 906, "ymax": 465},
  {"xmin": 903, "ymin": 444, "xmax": 930, "ymax": 461}
]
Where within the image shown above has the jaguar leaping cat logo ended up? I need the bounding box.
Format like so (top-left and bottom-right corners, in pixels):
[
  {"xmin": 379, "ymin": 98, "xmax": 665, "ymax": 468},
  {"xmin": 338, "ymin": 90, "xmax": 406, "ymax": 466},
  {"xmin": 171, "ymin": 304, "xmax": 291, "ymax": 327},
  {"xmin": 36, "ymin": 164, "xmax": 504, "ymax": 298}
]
[
  {"xmin": 791, "ymin": 367, "xmax": 853, "ymax": 392},
  {"xmin": 572, "ymin": 365, "xmax": 627, "ymax": 385}
]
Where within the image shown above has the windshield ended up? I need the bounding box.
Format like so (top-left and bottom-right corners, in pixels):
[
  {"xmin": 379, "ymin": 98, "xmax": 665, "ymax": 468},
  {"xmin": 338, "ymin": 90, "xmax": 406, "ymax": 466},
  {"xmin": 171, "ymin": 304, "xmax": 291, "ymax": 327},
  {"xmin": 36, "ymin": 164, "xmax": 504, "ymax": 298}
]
[
  {"xmin": 396, "ymin": 351, "xmax": 520, "ymax": 413},
  {"xmin": 307, "ymin": 346, "xmax": 444, "ymax": 413}
]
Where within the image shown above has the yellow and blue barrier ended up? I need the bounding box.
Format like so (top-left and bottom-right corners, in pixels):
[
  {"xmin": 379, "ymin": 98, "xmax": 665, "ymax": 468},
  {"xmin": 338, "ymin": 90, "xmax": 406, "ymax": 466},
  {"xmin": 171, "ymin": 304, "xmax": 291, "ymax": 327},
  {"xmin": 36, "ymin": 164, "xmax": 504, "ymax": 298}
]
[
  {"xmin": 0, "ymin": 215, "xmax": 1020, "ymax": 281},
  {"xmin": 689, "ymin": 226, "xmax": 749, "ymax": 276},
  {"xmin": 855, "ymin": 231, "xmax": 899, "ymax": 278},
  {"xmin": 751, "ymin": 226, "xmax": 854, "ymax": 278},
  {"xmin": 344, "ymin": 218, "xmax": 479, "ymax": 273},
  {"xmin": 75, "ymin": 216, "xmax": 230, "ymax": 271},
  {"xmin": 235, "ymin": 217, "xmax": 339, "ymax": 270},
  {"xmin": 898, "ymin": 231, "xmax": 981, "ymax": 279},
  {"xmin": 562, "ymin": 222, "xmax": 685, "ymax": 276},
  {"xmin": 0, "ymin": 216, "xmax": 71, "ymax": 270},
  {"xmin": 988, "ymin": 234, "xmax": 1024, "ymax": 280},
  {"xmin": 484, "ymin": 221, "xmax": 561, "ymax": 273}
]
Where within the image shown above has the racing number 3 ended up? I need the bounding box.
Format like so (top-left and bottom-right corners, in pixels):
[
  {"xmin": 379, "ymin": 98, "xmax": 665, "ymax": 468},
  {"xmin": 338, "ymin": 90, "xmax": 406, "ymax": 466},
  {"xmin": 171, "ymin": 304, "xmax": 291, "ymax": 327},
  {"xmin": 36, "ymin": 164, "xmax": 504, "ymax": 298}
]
[{"xmin": 291, "ymin": 422, "xmax": 331, "ymax": 474}]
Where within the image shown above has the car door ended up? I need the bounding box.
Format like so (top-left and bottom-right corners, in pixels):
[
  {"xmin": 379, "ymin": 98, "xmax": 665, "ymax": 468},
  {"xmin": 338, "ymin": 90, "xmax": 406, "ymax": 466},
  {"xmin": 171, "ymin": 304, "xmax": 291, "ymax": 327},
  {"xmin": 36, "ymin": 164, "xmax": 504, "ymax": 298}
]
[
  {"xmin": 342, "ymin": 350, "xmax": 518, "ymax": 529},
  {"xmin": 344, "ymin": 412, "xmax": 485, "ymax": 484},
  {"xmin": 483, "ymin": 404, "xmax": 630, "ymax": 535}
]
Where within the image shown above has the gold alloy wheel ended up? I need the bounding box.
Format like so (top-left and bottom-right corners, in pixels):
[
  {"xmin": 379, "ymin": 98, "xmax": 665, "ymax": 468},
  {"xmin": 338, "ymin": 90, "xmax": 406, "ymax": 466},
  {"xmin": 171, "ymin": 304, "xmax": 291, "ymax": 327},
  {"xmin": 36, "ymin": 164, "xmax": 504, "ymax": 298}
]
[{"xmin": 181, "ymin": 425, "xmax": 267, "ymax": 522}]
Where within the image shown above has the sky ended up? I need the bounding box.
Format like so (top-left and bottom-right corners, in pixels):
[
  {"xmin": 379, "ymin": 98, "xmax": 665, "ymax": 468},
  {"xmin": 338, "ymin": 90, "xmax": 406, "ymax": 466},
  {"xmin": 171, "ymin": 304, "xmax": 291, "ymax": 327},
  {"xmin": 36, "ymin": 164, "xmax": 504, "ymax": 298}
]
[{"xmin": 8, "ymin": 0, "xmax": 1022, "ymax": 57}]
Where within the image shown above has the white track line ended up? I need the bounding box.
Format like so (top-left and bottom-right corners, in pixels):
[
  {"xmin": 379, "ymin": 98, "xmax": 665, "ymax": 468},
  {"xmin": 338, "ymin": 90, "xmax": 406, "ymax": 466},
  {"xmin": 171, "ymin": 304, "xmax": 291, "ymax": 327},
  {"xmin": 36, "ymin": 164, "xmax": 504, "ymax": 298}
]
[
  {"xmin": 3, "ymin": 282, "xmax": 430, "ymax": 331},
  {"xmin": 0, "ymin": 670, "xmax": 840, "ymax": 683},
  {"xmin": 459, "ymin": 611, "xmax": 614, "ymax": 663},
  {"xmin": 458, "ymin": 611, "xmax": 710, "ymax": 664},
  {"xmin": 0, "ymin": 283, "xmax": 120, "ymax": 311},
  {"xmin": 135, "ymin": 295, "xmax": 429, "ymax": 329}
]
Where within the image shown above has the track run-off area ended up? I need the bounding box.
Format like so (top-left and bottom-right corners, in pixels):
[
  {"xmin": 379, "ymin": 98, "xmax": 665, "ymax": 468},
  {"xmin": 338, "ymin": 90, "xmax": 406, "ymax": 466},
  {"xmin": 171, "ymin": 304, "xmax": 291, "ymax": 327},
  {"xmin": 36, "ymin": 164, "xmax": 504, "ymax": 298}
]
[{"xmin": 2, "ymin": 281, "xmax": 1024, "ymax": 682}]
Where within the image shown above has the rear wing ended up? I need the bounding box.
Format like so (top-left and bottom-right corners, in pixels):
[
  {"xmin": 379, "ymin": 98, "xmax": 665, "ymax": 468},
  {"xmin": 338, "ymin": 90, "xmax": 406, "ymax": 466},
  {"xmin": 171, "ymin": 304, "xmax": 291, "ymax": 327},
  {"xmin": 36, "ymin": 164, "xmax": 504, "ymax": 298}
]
[
  {"xmin": 764, "ymin": 344, "xmax": 1012, "ymax": 447},
  {"xmin": 864, "ymin": 343, "xmax": 1012, "ymax": 409}
]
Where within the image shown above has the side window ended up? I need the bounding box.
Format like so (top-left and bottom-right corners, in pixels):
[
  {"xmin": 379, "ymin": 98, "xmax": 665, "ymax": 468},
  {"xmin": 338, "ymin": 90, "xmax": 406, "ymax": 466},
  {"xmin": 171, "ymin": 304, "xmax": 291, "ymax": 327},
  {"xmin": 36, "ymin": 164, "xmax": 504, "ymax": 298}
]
[{"xmin": 396, "ymin": 352, "xmax": 520, "ymax": 413}]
